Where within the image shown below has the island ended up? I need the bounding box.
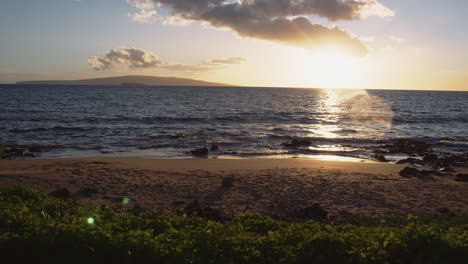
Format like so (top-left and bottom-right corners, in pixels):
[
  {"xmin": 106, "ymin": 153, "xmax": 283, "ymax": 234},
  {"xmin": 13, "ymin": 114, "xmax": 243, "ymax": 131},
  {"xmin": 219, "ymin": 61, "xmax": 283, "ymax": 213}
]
[{"xmin": 16, "ymin": 75, "xmax": 232, "ymax": 87}]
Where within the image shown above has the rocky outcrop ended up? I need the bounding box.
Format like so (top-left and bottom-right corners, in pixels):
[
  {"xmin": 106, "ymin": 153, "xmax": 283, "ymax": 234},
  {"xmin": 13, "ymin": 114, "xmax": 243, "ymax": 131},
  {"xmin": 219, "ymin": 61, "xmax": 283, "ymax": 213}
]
[{"xmin": 190, "ymin": 147, "xmax": 209, "ymax": 157}]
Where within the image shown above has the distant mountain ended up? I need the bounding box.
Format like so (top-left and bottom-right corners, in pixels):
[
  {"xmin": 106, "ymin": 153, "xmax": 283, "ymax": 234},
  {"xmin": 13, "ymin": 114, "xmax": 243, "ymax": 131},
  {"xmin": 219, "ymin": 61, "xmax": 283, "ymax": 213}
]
[{"xmin": 16, "ymin": 75, "xmax": 232, "ymax": 87}]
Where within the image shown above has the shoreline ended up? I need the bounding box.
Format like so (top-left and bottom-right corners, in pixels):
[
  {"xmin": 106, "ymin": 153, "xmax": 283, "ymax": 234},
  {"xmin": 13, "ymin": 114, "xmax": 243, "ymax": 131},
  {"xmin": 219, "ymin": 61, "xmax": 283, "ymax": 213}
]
[{"xmin": 1, "ymin": 157, "xmax": 467, "ymax": 221}]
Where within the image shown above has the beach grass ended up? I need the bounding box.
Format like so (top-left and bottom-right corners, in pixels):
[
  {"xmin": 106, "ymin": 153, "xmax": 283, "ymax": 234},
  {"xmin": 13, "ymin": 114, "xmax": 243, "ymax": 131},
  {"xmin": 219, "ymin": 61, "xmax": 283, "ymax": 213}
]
[{"xmin": 0, "ymin": 187, "xmax": 466, "ymax": 263}]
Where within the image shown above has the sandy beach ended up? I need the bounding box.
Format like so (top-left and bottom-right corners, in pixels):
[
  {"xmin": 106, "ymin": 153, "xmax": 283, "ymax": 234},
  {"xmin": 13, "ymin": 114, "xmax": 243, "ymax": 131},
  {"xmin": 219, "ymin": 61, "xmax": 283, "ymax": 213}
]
[{"xmin": 1, "ymin": 158, "xmax": 467, "ymax": 221}]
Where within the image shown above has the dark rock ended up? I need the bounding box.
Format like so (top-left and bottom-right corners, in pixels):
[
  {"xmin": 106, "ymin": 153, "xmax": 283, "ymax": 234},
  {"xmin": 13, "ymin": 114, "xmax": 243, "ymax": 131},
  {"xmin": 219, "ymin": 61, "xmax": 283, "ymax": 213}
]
[
  {"xmin": 282, "ymin": 139, "xmax": 312, "ymax": 148},
  {"xmin": 433, "ymin": 153, "xmax": 468, "ymax": 169},
  {"xmin": 396, "ymin": 158, "xmax": 425, "ymax": 165},
  {"xmin": 399, "ymin": 167, "xmax": 438, "ymax": 178},
  {"xmin": 290, "ymin": 204, "xmax": 328, "ymax": 222},
  {"xmin": 423, "ymin": 153, "xmax": 438, "ymax": 162},
  {"xmin": 384, "ymin": 139, "xmax": 431, "ymax": 155},
  {"xmin": 399, "ymin": 167, "xmax": 421, "ymax": 178},
  {"xmin": 455, "ymin": 174, "xmax": 468, "ymax": 182},
  {"xmin": 49, "ymin": 188, "xmax": 70, "ymax": 199},
  {"xmin": 1, "ymin": 145, "xmax": 36, "ymax": 159},
  {"xmin": 221, "ymin": 177, "xmax": 235, "ymax": 187},
  {"xmin": 210, "ymin": 144, "xmax": 220, "ymax": 151},
  {"xmin": 439, "ymin": 167, "xmax": 455, "ymax": 173},
  {"xmin": 191, "ymin": 147, "xmax": 209, "ymax": 157},
  {"xmin": 28, "ymin": 146, "xmax": 43, "ymax": 153},
  {"xmin": 374, "ymin": 154, "xmax": 387, "ymax": 162}
]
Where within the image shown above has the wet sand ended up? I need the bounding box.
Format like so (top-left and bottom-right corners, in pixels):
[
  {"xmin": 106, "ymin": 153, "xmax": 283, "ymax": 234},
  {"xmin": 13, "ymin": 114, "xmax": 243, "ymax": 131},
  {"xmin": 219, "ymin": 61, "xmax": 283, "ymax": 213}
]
[{"xmin": 0, "ymin": 158, "xmax": 467, "ymax": 220}]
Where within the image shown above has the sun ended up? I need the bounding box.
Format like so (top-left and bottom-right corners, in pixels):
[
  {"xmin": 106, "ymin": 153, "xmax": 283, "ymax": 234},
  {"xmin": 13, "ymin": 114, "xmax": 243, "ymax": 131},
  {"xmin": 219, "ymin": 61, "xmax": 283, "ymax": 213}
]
[{"xmin": 292, "ymin": 50, "xmax": 367, "ymax": 89}]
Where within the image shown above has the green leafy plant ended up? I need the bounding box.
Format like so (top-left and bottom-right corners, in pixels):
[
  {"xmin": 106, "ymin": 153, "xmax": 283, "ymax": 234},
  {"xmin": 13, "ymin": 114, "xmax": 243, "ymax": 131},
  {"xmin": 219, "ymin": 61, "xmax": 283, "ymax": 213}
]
[{"xmin": 0, "ymin": 187, "xmax": 466, "ymax": 263}]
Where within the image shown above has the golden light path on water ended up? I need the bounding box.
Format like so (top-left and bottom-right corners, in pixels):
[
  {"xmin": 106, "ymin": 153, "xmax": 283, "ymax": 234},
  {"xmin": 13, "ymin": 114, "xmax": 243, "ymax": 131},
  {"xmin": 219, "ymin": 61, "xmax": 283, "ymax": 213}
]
[
  {"xmin": 320, "ymin": 88, "xmax": 393, "ymax": 127},
  {"xmin": 297, "ymin": 88, "xmax": 395, "ymax": 161},
  {"xmin": 217, "ymin": 87, "xmax": 395, "ymax": 162},
  {"xmin": 217, "ymin": 88, "xmax": 395, "ymax": 162}
]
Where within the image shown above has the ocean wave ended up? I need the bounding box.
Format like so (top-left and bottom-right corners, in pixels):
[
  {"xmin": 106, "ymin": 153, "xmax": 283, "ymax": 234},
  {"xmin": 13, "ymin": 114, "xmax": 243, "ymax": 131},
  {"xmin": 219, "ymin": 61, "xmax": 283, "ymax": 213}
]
[
  {"xmin": 392, "ymin": 116, "xmax": 468, "ymax": 124},
  {"xmin": 10, "ymin": 126, "xmax": 90, "ymax": 133}
]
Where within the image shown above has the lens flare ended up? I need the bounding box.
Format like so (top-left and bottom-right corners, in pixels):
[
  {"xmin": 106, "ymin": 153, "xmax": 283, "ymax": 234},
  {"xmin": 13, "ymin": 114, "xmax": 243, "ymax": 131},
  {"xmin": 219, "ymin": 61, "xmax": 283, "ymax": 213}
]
[{"xmin": 324, "ymin": 89, "xmax": 393, "ymax": 127}]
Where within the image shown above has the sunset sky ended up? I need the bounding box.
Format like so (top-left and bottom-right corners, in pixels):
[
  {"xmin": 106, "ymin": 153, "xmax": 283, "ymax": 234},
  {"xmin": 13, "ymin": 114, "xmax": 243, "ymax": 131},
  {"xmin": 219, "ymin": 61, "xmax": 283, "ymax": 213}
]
[{"xmin": 1, "ymin": 0, "xmax": 467, "ymax": 91}]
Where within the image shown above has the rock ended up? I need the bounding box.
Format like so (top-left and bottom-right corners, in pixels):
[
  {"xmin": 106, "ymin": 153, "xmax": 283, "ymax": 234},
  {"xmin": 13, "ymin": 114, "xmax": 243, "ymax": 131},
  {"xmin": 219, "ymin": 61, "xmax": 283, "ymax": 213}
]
[
  {"xmin": 374, "ymin": 154, "xmax": 387, "ymax": 162},
  {"xmin": 433, "ymin": 153, "xmax": 468, "ymax": 169},
  {"xmin": 439, "ymin": 167, "xmax": 455, "ymax": 173},
  {"xmin": 221, "ymin": 177, "xmax": 235, "ymax": 187},
  {"xmin": 282, "ymin": 139, "xmax": 312, "ymax": 148},
  {"xmin": 28, "ymin": 146, "xmax": 43, "ymax": 153},
  {"xmin": 399, "ymin": 167, "xmax": 421, "ymax": 178},
  {"xmin": 423, "ymin": 153, "xmax": 438, "ymax": 162},
  {"xmin": 210, "ymin": 144, "xmax": 220, "ymax": 151},
  {"xmin": 399, "ymin": 167, "xmax": 438, "ymax": 178},
  {"xmin": 455, "ymin": 174, "xmax": 468, "ymax": 182},
  {"xmin": 290, "ymin": 204, "xmax": 328, "ymax": 222},
  {"xmin": 49, "ymin": 188, "xmax": 70, "ymax": 199},
  {"xmin": 384, "ymin": 139, "xmax": 431, "ymax": 155},
  {"xmin": 0, "ymin": 145, "xmax": 36, "ymax": 159},
  {"xmin": 396, "ymin": 158, "xmax": 425, "ymax": 165},
  {"xmin": 191, "ymin": 147, "xmax": 209, "ymax": 157}
]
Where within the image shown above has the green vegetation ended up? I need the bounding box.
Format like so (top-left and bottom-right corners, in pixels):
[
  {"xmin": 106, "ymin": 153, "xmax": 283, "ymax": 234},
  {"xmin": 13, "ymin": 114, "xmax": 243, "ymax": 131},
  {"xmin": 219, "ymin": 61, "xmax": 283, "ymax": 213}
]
[{"xmin": 0, "ymin": 187, "xmax": 467, "ymax": 263}]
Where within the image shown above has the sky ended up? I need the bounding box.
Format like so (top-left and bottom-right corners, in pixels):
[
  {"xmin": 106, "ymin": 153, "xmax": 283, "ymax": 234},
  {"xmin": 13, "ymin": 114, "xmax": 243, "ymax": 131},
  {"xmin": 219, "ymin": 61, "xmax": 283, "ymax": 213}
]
[{"xmin": 0, "ymin": 0, "xmax": 467, "ymax": 91}]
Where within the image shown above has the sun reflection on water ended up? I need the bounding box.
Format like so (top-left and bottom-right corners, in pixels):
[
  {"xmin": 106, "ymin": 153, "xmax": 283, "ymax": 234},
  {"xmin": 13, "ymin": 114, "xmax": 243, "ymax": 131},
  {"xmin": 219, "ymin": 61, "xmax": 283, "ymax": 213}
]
[{"xmin": 318, "ymin": 88, "xmax": 393, "ymax": 134}]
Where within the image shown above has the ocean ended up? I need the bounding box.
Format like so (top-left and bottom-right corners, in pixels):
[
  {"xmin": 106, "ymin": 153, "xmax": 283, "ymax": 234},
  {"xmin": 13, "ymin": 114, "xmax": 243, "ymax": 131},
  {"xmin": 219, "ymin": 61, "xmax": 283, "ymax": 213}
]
[{"xmin": 1, "ymin": 84, "xmax": 467, "ymax": 161}]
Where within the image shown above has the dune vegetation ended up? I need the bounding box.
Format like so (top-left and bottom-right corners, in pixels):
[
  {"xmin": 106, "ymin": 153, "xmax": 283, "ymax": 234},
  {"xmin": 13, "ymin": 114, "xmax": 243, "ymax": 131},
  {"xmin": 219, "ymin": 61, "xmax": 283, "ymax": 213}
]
[{"xmin": 0, "ymin": 187, "xmax": 466, "ymax": 263}]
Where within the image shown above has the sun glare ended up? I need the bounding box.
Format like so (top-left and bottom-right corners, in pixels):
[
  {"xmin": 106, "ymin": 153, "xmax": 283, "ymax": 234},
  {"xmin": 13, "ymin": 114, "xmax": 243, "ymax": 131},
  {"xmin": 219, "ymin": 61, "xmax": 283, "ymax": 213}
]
[{"xmin": 293, "ymin": 51, "xmax": 366, "ymax": 89}]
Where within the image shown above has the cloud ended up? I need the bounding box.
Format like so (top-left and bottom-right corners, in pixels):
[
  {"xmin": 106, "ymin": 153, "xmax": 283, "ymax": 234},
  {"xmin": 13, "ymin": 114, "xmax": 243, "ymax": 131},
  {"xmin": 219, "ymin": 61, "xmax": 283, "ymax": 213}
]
[
  {"xmin": 129, "ymin": 0, "xmax": 394, "ymax": 56},
  {"xmin": 163, "ymin": 56, "xmax": 247, "ymax": 71},
  {"xmin": 126, "ymin": 0, "xmax": 155, "ymax": 10},
  {"xmin": 202, "ymin": 57, "xmax": 247, "ymax": 66},
  {"xmin": 89, "ymin": 48, "xmax": 246, "ymax": 72},
  {"xmin": 129, "ymin": 10, "xmax": 162, "ymax": 23},
  {"xmin": 88, "ymin": 48, "xmax": 161, "ymax": 71},
  {"xmin": 160, "ymin": 64, "xmax": 216, "ymax": 72},
  {"xmin": 88, "ymin": 56, "xmax": 112, "ymax": 71}
]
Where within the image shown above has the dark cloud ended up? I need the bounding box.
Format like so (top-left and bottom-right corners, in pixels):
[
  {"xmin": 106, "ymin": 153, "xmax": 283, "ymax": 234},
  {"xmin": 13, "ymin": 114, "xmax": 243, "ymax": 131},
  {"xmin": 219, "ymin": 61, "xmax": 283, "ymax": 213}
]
[
  {"xmin": 89, "ymin": 48, "xmax": 246, "ymax": 72},
  {"xmin": 138, "ymin": 0, "xmax": 393, "ymax": 56}
]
